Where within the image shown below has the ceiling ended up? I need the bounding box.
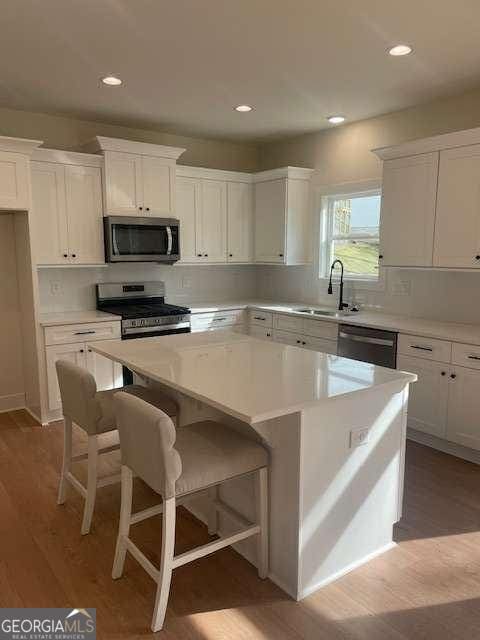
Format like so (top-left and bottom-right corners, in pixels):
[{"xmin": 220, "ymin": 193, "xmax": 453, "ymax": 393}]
[{"xmin": 2, "ymin": 0, "xmax": 480, "ymax": 142}]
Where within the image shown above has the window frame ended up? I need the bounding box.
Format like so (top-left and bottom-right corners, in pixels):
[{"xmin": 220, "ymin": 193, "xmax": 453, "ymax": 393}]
[{"xmin": 315, "ymin": 179, "xmax": 384, "ymax": 291}]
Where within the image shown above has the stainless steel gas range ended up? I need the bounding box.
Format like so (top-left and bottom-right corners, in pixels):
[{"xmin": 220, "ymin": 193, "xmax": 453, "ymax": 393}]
[{"xmin": 96, "ymin": 281, "xmax": 190, "ymax": 383}]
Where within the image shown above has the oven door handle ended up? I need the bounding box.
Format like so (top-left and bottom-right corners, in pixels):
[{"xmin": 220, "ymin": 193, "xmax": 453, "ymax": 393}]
[
  {"xmin": 166, "ymin": 226, "xmax": 173, "ymax": 255},
  {"xmin": 338, "ymin": 332, "xmax": 394, "ymax": 347}
]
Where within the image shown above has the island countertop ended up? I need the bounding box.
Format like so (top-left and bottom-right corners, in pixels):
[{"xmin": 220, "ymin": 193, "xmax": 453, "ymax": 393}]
[{"xmin": 90, "ymin": 331, "xmax": 416, "ymax": 424}]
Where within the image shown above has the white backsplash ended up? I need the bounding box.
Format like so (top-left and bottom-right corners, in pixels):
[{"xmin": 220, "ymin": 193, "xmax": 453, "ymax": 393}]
[
  {"xmin": 256, "ymin": 265, "xmax": 480, "ymax": 325},
  {"xmin": 38, "ymin": 264, "xmax": 257, "ymax": 313}
]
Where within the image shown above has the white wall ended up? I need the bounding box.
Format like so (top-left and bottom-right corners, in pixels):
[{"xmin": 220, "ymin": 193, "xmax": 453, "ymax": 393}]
[{"xmin": 38, "ymin": 264, "xmax": 257, "ymax": 313}]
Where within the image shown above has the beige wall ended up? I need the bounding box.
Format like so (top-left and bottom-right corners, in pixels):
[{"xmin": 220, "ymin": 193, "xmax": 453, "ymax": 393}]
[
  {"xmin": 0, "ymin": 214, "xmax": 24, "ymax": 410},
  {"xmin": 259, "ymin": 86, "xmax": 480, "ymax": 183},
  {"xmin": 0, "ymin": 106, "xmax": 260, "ymax": 172}
]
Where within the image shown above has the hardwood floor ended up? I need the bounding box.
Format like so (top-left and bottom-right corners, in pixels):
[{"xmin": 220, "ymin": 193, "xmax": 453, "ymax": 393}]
[{"xmin": 1, "ymin": 410, "xmax": 480, "ymax": 639}]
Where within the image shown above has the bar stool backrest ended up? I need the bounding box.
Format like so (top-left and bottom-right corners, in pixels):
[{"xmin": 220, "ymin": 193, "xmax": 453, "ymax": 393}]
[
  {"xmin": 56, "ymin": 360, "xmax": 100, "ymax": 434},
  {"xmin": 114, "ymin": 392, "xmax": 182, "ymax": 499}
]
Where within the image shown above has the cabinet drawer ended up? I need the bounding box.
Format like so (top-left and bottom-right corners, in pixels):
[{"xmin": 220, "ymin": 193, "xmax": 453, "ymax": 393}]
[
  {"xmin": 303, "ymin": 336, "xmax": 337, "ymax": 354},
  {"xmin": 191, "ymin": 309, "xmax": 245, "ymax": 332},
  {"xmin": 274, "ymin": 314, "xmax": 304, "ymax": 333},
  {"xmin": 249, "ymin": 310, "xmax": 273, "ymax": 327},
  {"xmin": 398, "ymin": 334, "xmax": 451, "ymax": 363},
  {"xmin": 303, "ymin": 319, "xmax": 338, "ymax": 340},
  {"xmin": 249, "ymin": 325, "xmax": 273, "ymax": 340},
  {"xmin": 273, "ymin": 329, "xmax": 303, "ymax": 346},
  {"xmin": 452, "ymin": 342, "xmax": 480, "ymax": 370},
  {"xmin": 44, "ymin": 321, "xmax": 121, "ymax": 346}
]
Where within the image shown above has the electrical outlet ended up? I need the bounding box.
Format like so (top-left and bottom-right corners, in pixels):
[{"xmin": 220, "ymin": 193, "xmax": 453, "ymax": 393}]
[
  {"xmin": 350, "ymin": 427, "xmax": 370, "ymax": 448},
  {"xmin": 50, "ymin": 281, "xmax": 62, "ymax": 296},
  {"xmin": 182, "ymin": 276, "xmax": 192, "ymax": 289}
]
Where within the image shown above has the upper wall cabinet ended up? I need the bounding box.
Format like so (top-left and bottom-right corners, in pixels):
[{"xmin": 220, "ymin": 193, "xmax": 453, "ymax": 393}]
[
  {"xmin": 254, "ymin": 167, "xmax": 314, "ymax": 265},
  {"xmin": 30, "ymin": 150, "xmax": 104, "ymax": 265},
  {"xmin": 87, "ymin": 136, "xmax": 186, "ymax": 217},
  {"xmin": 0, "ymin": 136, "xmax": 42, "ymax": 211},
  {"xmin": 379, "ymin": 153, "xmax": 438, "ymax": 267},
  {"xmin": 176, "ymin": 166, "xmax": 252, "ymax": 264},
  {"xmin": 433, "ymin": 145, "xmax": 480, "ymax": 268},
  {"xmin": 375, "ymin": 127, "xmax": 480, "ymax": 270}
]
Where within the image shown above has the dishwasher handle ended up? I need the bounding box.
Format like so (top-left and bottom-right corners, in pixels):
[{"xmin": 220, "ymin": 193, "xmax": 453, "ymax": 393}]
[{"xmin": 338, "ymin": 331, "xmax": 395, "ymax": 347}]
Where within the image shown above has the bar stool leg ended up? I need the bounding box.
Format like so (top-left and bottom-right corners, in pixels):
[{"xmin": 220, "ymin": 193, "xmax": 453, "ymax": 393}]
[
  {"xmin": 57, "ymin": 417, "xmax": 72, "ymax": 505},
  {"xmin": 151, "ymin": 497, "xmax": 176, "ymax": 632},
  {"xmin": 207, "ymin": 485, "xmax": 219, "ymax": 535},
  {"xmin": 81, "ymin": 435, "xmax": 99, "ymax": 535},
  {"xmin": 112, "ymin": 465, "xmax": 134, "ymax": 579},
  {"xmin": 255, "ymin": 467, "xmax": 269, "ymax": 579}
]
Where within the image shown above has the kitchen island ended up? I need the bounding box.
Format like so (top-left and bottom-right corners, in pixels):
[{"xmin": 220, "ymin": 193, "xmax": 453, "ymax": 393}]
[{"xmin": 90, "ymin": 331, "xmax": 416, "ymax": 600}]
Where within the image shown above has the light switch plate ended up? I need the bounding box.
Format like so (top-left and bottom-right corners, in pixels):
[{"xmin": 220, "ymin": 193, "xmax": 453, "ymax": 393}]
[{"xmin": 350, "ymin": 427, "xmax": 370, "ymax": 448}]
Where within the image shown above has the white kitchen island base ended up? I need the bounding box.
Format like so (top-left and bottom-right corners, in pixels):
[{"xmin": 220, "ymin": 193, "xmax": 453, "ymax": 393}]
[{"xmin": 90, "ymin": 331, "xmax": 415, "ymax": 602}]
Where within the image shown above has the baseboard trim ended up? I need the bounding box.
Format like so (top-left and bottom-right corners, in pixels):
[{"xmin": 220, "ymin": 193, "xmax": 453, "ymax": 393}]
[
  {"xmin": 407, "ymin": 428, "xmax": 480, "ymax": 465},
  {"xmin": 0, "ymin": 393, "xmax": 26, "ymax": 413},
  {"xmin": 24, "ymin": 406, "xmax": 44, "ymax": 426},
  {"xmin": 298, "ymin": 541, "xmax": 397, "ymax": 600}
]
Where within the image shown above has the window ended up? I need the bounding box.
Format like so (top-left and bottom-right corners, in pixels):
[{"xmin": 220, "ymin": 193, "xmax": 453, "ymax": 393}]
[{"xmin": 320, "ymin": 190, "xmax": 381, "ymax": 280}]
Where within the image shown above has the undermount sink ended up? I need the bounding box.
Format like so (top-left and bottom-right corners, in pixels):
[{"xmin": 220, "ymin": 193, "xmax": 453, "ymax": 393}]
[{"xmin": 297, "ymin": 308, "xmax": 349, "ymax": 317}]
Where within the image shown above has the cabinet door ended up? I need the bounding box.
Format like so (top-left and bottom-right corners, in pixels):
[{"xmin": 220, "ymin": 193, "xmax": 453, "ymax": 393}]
[
  {"xmin": 249, "ymin": 325, "xmax": 273, "ymax": 340},
  {"xmin": 273, "ymin": 329, "xmax": 303, "ymax": 346},
  {"xmin": 227, "ymin": 182, "xmax": 253, "ymax": 262},
  {"xmin": 379, "ymin": 153, "xmax": 438, "ymax": 267},
  {"xmin": 254, "ymin": 179, "xmax": 286, "ymax": 263},
  {"xmin": 46, "ymin": 343, "xmax": 87, "ymax": 411},
  {"xmin": 397, "ymin": 355, "xmax": 449, "ymax": 438},
  {"xmin": 198, "ymin": 180, "xmax": 227, "ymax": 262},
  {"xmin": 104, "ymin": 151, "xmax": 143, "ymax": 215},
  {"xmin": 176, "ymin": 176, "xmax": 201, "ymax": 262},
  {"xmin": 303, "ymin": 336, "xmax": 337, "ymax": 355},
  {"xmin": 65, "ymin": 165, "xmax": 104, "ymax": 264},
  {"xmin": 434, "ymin": 145, "xmax": 480, "ymax": 268},
  {"xmin": 30, "ymin": 161, "xmax": 69, "ymax": 265},
  {"xmin": 142, "ymin": 156, "xmax": 174, "ymax": 216},
  {"xmin": 0, "ymin": 151, "xmax": 30, "ymax": 210},
  {"xmin": 285, "ymin": 178, "xmax": 312, "ymax": 264},
  {"xmin": 446, "ymin": 366, "xmax": 480, "ymax": 450},
  {"xmin": 86, "ymin": 346, "xmax": 123, "ymax": 391}
]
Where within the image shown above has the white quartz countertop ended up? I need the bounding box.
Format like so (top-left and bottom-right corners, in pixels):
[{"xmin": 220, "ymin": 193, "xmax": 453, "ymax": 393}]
[
  {"xmin": 190, "ymin": 300, "xmax": 480, "ymax": 346},
  {"xmin": 90, "ymin": 331, "xmax": 415, "ymax": 424},
  {"xmin": 39, "ymin": 310, "xmax": 121, "ymax": 327}
]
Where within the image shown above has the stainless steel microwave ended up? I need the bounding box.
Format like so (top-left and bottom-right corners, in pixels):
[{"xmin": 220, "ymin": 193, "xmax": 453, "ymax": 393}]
[{"xmin": 104, "ymin": 216, "xmax": 180, "ymax": 263}]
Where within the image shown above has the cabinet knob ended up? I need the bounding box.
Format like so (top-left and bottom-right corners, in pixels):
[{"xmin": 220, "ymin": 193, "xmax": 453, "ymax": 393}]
[
  {"xmin": 302, "ymin": 341, "xmax": 306, "ymax": 345},
  {"xmin": 146, "ymin": 207, "xmax": 150, "ymax": 212},
  {"xmin": 475, "ymin": 255, "xmax": 480, "ymax": 260},
  {"xmin": 441, "ymin": 371, "xmax": 446, "ymax": 376},
  {"xmin": 79, "ymin": 348, "xmax": 84, "ymax": 353},
  {"xmin": 379, "ymin": 254, "xmax": 384, "ymax": 259},
  {"xmin": 296, "ymin": 340, "xmax": 301, "ymax": 344},
  {"xmin": 204, "ymin": 254, "xmax": 208, "ymax": 257},
  {"xmin": 197, "ymin": 253, "xmax": 202, "ymax": 257},
  {"xmin": 450, "ymin": 373, "xmax": 457, "ymax": 379},
  {"xmin": 229, "ymin": 253, "xmax": 233, "ymax": 257},
  {"xmin": 71, "ymin": 254, "xmax": 76, "ymax": 258},
  {"xmin": 279, "ymin": 253, "xmax": 284, "ymax": 257},
  {"xmin": 139, "ymin": 206, "xmax": 143, "ymax": 210},
  {"xmin": 88, "ymin": 348, "xmax": 92, "ymax": 353},
  {"xmin": 63, "ymin": 253, "xmax": 68, "ymax": 258},
  {"xmin": 266, "ymin": 332, "xmax": 271, "ymax": 337}
]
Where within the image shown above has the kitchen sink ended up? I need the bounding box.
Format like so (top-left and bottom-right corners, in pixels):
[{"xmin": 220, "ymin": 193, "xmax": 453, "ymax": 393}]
[{"xmin": 297, "ymin": 308, "xmax": 349, "ymax": 317}]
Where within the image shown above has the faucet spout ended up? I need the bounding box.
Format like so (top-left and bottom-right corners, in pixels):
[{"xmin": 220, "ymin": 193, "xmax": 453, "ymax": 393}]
[{"xmin": 327, "ymin": 259, "xmax": 347, "ymax": 311}]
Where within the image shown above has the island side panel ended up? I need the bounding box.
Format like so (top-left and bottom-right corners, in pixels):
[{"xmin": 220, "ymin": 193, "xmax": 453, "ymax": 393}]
[{"xmin": 297, "ymin": 381, "xmax": 410, "ymax": 600}]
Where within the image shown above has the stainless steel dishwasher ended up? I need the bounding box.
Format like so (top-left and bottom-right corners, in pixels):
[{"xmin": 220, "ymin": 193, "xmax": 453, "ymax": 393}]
[{"xmin": 337, "ymin": 324, "xmax": 398, "ymax": 368}]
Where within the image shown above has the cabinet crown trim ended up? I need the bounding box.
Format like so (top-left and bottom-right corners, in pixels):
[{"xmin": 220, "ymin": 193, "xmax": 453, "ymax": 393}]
[
  {"xmin": 32, "ymin": 148, "xmax": 103, "ymax": 167},
  {"xmin": 0, "ymin": 135, "xmax": 43, "ymax": 156},
  {"xmin": 373, "ymin": 126, "xmax": 480, "ymax": 161},
  {"xmin": 176, "ymin": 165, "xmax": 253, "ymax": 182},
  {"xmin": 85, "ymin": 136, "xmax": 186, "ymax": 160},
  {"xmin": 253, "ymin": 166, "xmax": 314, "ymax": 183}
]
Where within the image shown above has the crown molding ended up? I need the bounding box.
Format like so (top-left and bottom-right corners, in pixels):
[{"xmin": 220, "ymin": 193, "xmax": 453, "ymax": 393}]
[
  {"xmin": 84, "ymin": 136, "xmax": 186, "ymax": 160},
  {"xmin": 373, "ymin": 126, "xmax": 480, "ymax": 160},
  {"xmin": 0, "ymin": 136, "xmax": 43, "ymax": 156},
  {"xmin": 31, "ymin": 148, "xmax": 103, "ymax": 167},
  {"xmin": 176, "ymin": 164, "xmax": 253, "ymax": 182},
  {"xmin": 252, "ymin": 166, "xmax": 314, "ymax": 182}
]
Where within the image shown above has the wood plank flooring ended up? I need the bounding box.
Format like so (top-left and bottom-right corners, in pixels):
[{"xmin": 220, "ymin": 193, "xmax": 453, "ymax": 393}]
[{"xmin": 1, "ymin": 409, "xmax": 480, "ymax": 639}]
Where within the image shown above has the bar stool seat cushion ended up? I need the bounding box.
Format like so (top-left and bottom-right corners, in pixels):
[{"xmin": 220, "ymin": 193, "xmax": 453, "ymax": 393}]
[
  {"xmin": 97, "ymin": 386, "xmax": 178, "ymax": 433},
  {"xmin": 174, "ymin": 421, "xmax": 268, "ymax": 497}
]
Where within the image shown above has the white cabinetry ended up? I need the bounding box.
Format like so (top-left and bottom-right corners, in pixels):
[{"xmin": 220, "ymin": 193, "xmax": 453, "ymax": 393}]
[
  {"xmin": 30, "ymin": 151, "xmax": 104, "ymax": 265},
  {"xmin": 43, "ymin": 320, "xmax": 122, "ymax": 417},
  {"xmin": 254, "ymin": 167, "xmax": 314, "ymax": 265},
  {"xmin": 88, "ymin": 137, "xmax": 185, "ymax": 217},
  {"xmin": 434, "ymin": 144, "xmax": 480, "ymax": 268},
  {"xmin": 379, "ymin": 153, "xmax": 438, "ymax": 267},
  {"xmin": 176, "ymin": 166, "xmax": 253, "ymax": 264},
  {"xmin": 0, "ymin": 136, "xmax": 42, "ymax": 210},
  {"xmin": 446, "ymin": 367, "xmax": 480, "ymax": 450}
]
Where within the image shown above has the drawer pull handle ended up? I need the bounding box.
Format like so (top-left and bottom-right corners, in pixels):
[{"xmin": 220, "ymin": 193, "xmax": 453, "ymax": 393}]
[
  {"xmin": 253, "ymin": 316, "xmax": 266, "ymax": 321},
  {"xmin": 74, "ymin": 330, "xmax": 96, "ymax": 335},
  {"xmin": 468, "ymin": 355, "xmax": 480, "ymax": 360},
  {"xmin": 212, "ymin": 317, "xmax": 227, "ymax": 322},
  {"xmin": 411, "ymin": 345, "xmax": 433, "ymax": 352}
]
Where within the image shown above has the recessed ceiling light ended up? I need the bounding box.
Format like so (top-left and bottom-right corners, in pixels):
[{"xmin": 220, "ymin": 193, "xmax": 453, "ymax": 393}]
[
  {"xmin": 101, "ymin": 75, "xmax": 123, "ymax": 86},
  {"xmin": 234, "ymin": 104, "xmax": 253, "ymax": 112},
  {"xmin": 388, "ymin": 44, "xmax": 413, "ymax": 57},
  {"xmin": 327, "ymin": 115, "xmax": 345, "ymax": 124}
]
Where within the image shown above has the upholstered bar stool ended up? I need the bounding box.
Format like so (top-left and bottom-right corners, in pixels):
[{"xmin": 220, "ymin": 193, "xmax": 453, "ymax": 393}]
[
  {"xmin": 55, "ymin": 360, "xmax": 179, "ymax": 535},
  {"xmin": 111, "ymin": 392, "xmax": 269, "ymax": 632}
]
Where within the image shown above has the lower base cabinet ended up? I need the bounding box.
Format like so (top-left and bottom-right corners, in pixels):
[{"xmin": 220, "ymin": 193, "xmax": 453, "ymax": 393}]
[
  {"xmin": 46, "ymin": 341, "xmax": 123, "ymax": 412},
  {"xmin": 398, "ymin": 352, "xmax": 480, "ymax": 451},
  {"xmin": 273, "ymin": 329, "xmax": 337, "ymax": 354}
]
